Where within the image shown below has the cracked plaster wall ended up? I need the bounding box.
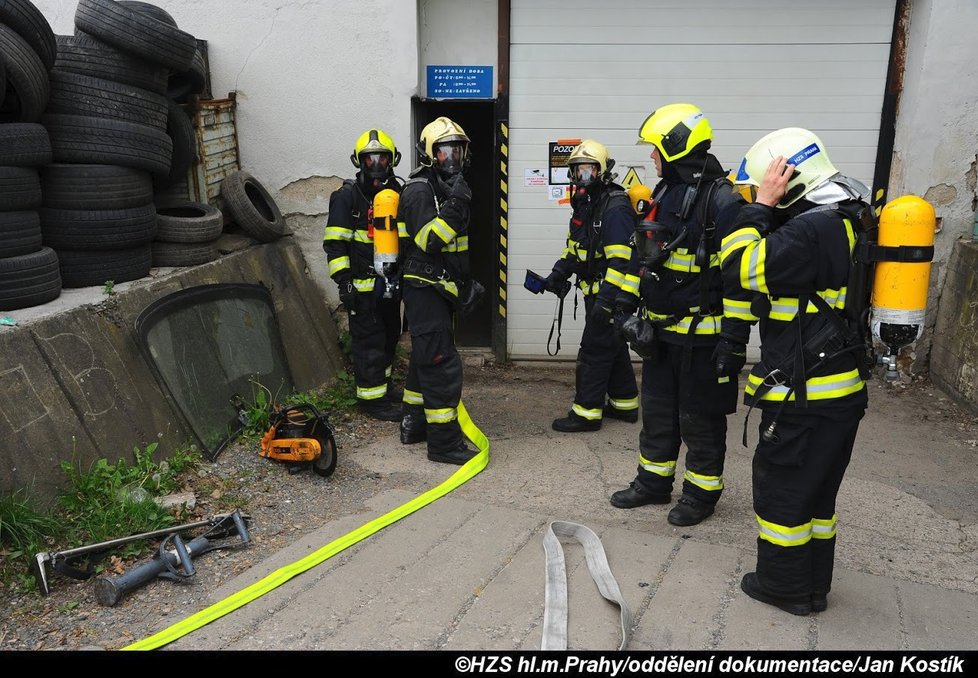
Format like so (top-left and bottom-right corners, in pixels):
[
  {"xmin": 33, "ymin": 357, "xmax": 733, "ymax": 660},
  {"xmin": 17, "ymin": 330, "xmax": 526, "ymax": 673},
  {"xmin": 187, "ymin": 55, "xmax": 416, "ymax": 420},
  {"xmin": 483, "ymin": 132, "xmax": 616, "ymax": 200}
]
[{"xmin": 887, "ymin": 0, "xmax": 978, "ymax": 373}]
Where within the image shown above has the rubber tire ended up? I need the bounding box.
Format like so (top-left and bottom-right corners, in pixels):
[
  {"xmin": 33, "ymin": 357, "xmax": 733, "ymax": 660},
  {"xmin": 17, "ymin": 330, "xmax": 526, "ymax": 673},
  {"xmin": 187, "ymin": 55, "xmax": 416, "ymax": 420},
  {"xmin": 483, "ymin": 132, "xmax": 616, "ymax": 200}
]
[
  {"xmin": 150, "ymin": 241, "xmax": 218, "ymax": 267},
  {"xmin": 40, "ymin": 164, "xmax": 153, "ymax": 210},
  {"xmin": 312, "ymin": 435, "xmax": 337, "ymax": 478},
  {"xmin": 40, "ymin": 204, "xmax": 158, "ymax": 251},
  {"xmin": 220, "ymin": 171, "xmax": 289, "ymax": 242},
  {"xmin": 155, "ymin": 202, "xmax": 223, "ymax": 243},
  {"xmin": 55, "ymin": 34, "xmax": 168, "ymax": 94},
  {"xmin": 0, "ymin": 124, "xmax": 50, "ymax": 167},
  {"xmin": 0, "ymin": 167, "xmax": 41, "ymax": 210},
  {"xmin": 46, "ymin": 70, "xmax": 168, "ymax": 130},
  {"xmin": 0, "ymin": 24, "xmax": 51, "ymax": 123},
  {"xmin": 0, "ymin": 0, "xmax": 57, "ymax": 72},
  {"xmin": 155, "ymin": 99, "xmax": 197, "ymax": 189},
  {"xmin": 0, "ymin": 210, "xmax": 42, "ymax": 258},
  {"xmin": 74, "ymin": 0, "xmax": 197, "ymax": 72},
  {"xmin": 0, "ymin": 247, "xmax": 61, "ymax": 311},
  {"xmin": 43, "ymin": 114, "xmax": 173, "ymax": 176},
  {"xmin": 56, "ymin": 245, "xmax": 152, "ymax": 288}
]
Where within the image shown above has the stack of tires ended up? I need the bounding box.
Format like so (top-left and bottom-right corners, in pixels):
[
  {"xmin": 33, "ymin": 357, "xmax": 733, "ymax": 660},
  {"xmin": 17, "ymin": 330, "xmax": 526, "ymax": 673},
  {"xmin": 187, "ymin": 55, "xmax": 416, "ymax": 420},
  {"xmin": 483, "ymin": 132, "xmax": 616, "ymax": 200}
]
[
  {"xmin": 40, "ymin": 0, "xmax": 199, "ymax": 288},
  {"xmin": 0, "ymin": 1, "xmax": 61, "ymax": 311}
]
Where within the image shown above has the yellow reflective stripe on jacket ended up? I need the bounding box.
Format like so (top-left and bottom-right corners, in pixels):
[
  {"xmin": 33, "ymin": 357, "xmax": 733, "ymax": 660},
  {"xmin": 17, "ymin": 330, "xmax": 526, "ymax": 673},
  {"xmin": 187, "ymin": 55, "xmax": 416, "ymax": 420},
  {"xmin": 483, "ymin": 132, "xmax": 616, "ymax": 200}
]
[
  {"xmin": 684, "ymin": 470, "xmax": 723, "ymax": 492},
  {"xmin": 565, "ymin": 239, "xmax": 592, "ymax": 262},
  {"xmin": 324, "ymin": 225, "xmax": 353, "ymax": 241},
  {"xmin": 622, "ymin": 273, "xmax": 641, "ymax": 296},
  {"xmin": 719, "ymin": 227, "xmax": 760, "ymax": 263},
  {"xmin": 741, "ymin": 238, "xmax": 769, "ymax": 294},
  {"xmin": 768, "ymin": 288, "xmax": 847, "ymax": 321},
  {"xmin": 415, "ymin": 217, "xmax": 457, "ymax": 251},
  {"xmin": 812, "ymin": 515, "xmax": 838, "ymax": 540},
  {"xmin": 661, "ymin": 248, "xmax": 719, "ymax": 274},
  {"xmin": 646, "ymin": 311, "xmax": 722, "ymax": 335},
  {"xmin": 723, "ymin": 298, "xmax": 757, "ymax": 321},
  {"xmin": 328, "ymin": 256, "xmax": 350, "ymax": 276},
  {"xmin": 577, "ymin": 279, "xmax": 601, "ymax": 295},
  {"xmin": 442, "ymin": 235, "xmax": 469, "ymax": 253},
  {"xmin": 603, "ymin": 244, "xmax": 631, "ymax": 260},
  {"xmin": 353, "ymin": 229, "xmax": 372, "ymax": 244},
  {"xmin": 745, "ymin": 368, "xmax": 865, "ymax": 402},
  {"xmin": 385, "ymin": 365, "xmax": 393, "ymax": 378},
  {"xmin": 425, "ymin": 407, "xmax": 458, "ymax": 424},
  {"xmin": 757, "ymin": 515, "xmax": 812, "ymax": 547},
  {"xmin": 639, "ymin": 455, "xmax": 676, "ymax": 477},
  {"xmin": 403, "ymin": 389, "xmax": 424, "ymax": 406},
  {"xmin": 357, "ymin": 383, "xmax": 387, "ymax": 401},
  {"xmin": 608, "ymin": 396, "xmax": 639, "ymax": 411},
  {"xmin": 572, "ymin": 403, "xmax": 602, "ymax": 420},
  {"xmin": 353, "ymin": 277, "xmax": 376, "ymax": 292},
  {"xmin": 397, "ymin": 220, "xmax": 408, "ymax": 238},
  {"xmin": 604, "ymin": 267, "xmax": 627, "ymax": 290}
]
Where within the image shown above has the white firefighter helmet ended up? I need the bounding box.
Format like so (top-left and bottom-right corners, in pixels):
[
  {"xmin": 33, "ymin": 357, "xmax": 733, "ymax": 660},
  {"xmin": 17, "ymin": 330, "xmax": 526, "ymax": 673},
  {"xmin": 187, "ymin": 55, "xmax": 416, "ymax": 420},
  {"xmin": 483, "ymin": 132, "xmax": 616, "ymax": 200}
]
[
  {"xmin": 734, "ymin": 127, "xmax": 840, "ymax": 208},
  {"xmin": 567, "ymin": 139, "xmax": 614, "ymax": 186}
]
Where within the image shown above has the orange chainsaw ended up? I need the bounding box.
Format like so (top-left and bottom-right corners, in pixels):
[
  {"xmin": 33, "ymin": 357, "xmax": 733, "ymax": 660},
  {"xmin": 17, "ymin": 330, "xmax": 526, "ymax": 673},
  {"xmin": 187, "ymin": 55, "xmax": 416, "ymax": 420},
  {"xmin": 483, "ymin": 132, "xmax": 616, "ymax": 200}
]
[{"xmin": 259, "ymin": 403, "xmax": 337, "ymax": 477}]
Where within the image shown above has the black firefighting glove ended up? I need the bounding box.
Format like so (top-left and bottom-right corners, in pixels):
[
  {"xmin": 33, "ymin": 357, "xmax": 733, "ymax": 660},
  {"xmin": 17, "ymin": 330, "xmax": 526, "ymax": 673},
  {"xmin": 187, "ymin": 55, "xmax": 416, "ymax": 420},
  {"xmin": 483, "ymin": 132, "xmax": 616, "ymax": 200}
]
[
  {"xmin": 544, "ymin": 270, "xmax": 571, "ymax": 298},
  {"xmin": 589, "ymin": 298, "xmax": 614, "ymax": 325},
  {"xmin": 712, "ymin": 337, "xmax": 747, "ymax": 377},
  {"xmin": 620, "ymin": 316, "xmax": 658, "ymax": 360},
  {"xmin": 338, "ymin": 279, "xmax": 358, "ymax": 316},
  {"xmin": 445, "ymin": 173, "xmax": 472, "ymax": 202}
]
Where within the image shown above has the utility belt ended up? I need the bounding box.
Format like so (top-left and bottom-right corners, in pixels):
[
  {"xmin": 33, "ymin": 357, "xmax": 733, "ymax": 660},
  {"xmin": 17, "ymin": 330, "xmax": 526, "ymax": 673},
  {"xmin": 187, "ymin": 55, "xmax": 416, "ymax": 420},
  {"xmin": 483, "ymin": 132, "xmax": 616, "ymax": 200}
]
[{"xmin": 403, "ymin": 257, "xmax": 450, "ymax": 283}]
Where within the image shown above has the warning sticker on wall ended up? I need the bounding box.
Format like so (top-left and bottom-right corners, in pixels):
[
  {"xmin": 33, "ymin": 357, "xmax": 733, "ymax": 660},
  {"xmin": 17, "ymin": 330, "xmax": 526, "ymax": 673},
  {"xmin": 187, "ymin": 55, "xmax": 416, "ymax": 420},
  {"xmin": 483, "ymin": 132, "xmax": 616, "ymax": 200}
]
[
  {"xmin": 525, "ymin": 168, "xmax": 547, "ymax": 187},
  {"xmin": 549, "ymin": 139, "xmax": 581, "ymax": 185},
  {"xmin": 621, "ymin": 166, "xmax": 646, "ymax": 189}
]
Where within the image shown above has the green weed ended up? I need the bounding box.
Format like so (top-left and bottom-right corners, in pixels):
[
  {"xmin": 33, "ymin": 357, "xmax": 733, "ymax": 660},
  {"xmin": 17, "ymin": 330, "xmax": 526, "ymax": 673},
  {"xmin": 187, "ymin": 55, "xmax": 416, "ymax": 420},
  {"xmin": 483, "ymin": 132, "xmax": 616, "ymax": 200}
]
[{"xmin": 102, "ymin": 280, "xmax": 115, "ymax": 295}]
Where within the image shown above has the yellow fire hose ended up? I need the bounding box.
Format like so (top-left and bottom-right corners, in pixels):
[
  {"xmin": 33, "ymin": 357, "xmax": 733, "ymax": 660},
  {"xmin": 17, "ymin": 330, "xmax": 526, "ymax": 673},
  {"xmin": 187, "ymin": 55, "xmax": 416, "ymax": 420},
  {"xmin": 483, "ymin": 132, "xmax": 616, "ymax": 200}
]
[{"xmin": 124, "ymin": 401, "xmax": 488, "ymax": 650}]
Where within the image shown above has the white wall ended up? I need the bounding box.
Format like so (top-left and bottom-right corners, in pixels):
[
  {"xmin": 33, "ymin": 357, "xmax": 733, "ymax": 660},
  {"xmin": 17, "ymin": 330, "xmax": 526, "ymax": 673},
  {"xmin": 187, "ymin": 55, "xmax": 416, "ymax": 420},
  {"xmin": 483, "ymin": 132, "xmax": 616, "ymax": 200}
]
[
  {"xmin": 888, "ymin": 0, "xmax": 978, "ymax": 368},
  {"xmin": 418, "ymin": 0, "xmax": 497, "ymax": 97}
]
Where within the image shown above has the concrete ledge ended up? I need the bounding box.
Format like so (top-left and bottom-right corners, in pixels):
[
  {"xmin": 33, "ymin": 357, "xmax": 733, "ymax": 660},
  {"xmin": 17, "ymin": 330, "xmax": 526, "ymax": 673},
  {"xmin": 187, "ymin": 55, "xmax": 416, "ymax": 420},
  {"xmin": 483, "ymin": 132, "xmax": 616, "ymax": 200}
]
[{"xmin": 0, "ymin": 237, "xmax": 344, "ymax": 502}]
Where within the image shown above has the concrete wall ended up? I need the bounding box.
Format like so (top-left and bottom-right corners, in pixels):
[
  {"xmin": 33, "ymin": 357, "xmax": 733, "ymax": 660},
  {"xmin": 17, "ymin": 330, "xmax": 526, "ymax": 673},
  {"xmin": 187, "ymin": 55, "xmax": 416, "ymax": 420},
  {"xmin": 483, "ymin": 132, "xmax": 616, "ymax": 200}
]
[
  {"xmin": 887, "ymin": 0, "xmax": 978, "ymax": 372},
  {"xmin": 418, "ymin": 0, "xmax": 498, "ymax": 97},
  {"xmin": 0, "ymin": 238, "xmax": 344, "ymax": 503},
  {"xmin": 930, "ymin": 239, "xmax": 978, "ymax": 411}
]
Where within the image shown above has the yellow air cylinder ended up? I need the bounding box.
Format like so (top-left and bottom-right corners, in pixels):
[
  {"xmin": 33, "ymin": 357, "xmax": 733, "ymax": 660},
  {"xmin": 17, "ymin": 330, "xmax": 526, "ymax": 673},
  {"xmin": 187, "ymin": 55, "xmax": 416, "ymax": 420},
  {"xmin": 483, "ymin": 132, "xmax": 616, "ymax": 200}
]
[
  {"xmin": 372, "ymin": 188, "xmax": 399, "ymax": 274},
  {"xmin": 627, "ymin": 183, "xmax": 652, "ymax": 214},
  {"xmin": 870, "ymin": 195, "xmax": 935, "ymax": 352}
]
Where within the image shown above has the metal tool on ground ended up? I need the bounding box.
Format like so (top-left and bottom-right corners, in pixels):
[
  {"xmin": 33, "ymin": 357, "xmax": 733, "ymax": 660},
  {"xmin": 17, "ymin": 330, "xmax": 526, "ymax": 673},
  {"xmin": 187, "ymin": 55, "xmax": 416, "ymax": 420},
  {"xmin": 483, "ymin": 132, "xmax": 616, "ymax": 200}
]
[
  {"xmin": 31, "ymin": 512, "xmax": 252, "ymax": 596},
  {"xmin": 94, "ymin": 510, "xmax": 252, "ymax": 607},
  {"xmin": 259, "ymin": 403, "xmax": 338, "ymax": 477}
]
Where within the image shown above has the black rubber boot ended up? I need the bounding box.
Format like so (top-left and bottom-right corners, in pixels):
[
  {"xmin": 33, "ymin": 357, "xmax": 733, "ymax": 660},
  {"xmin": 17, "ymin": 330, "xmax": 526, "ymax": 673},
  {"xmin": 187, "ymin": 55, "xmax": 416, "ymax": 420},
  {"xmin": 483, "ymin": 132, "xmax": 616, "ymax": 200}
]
[
  {"xmin": 666, "ymin": 495, "xmax": 715, "ymax": 526},
  {"xmin": 552, "ymin": 411, "xmax": 601, "ymax": 432},
  {"xmin": 400, "ymin": 414, "xmax": 427, "ymax": 444},
  {"xmin": 427, "ymin": 440, "xmax": 478, "ymax": 465},
  {"xmin": 603, "ymin": 404, "xmax": 638, "ymax": 423},
  {"xmin": 358, "ymin": 398, "xmax": 402, "ymax": 422},
  {"xmin": 740, "ymin": 572, "xmax": 812, "ymax": 616},
  {"xmin": 811, "ymin": 592, "xmax": 828, "ymax": 613},
  {"xmin": 610, "ymin": 482, "xmax": 671, "ymax": 509}
]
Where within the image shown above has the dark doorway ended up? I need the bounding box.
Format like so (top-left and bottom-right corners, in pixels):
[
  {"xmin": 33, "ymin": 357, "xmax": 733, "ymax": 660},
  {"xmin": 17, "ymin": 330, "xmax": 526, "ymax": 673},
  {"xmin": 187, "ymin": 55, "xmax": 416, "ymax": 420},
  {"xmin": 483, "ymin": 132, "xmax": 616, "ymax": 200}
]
[{"xmin": 411, "ymin": 97, "xmax": 495, "ymax": 348}]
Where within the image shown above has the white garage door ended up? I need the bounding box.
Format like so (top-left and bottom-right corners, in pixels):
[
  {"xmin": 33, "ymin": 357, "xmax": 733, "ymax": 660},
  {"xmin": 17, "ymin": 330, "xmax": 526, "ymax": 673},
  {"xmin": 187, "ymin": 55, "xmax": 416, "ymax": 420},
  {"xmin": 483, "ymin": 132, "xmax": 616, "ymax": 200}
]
[{"xmin": 506, "ymin": 0, "xmax": 896, "ymax": 360}]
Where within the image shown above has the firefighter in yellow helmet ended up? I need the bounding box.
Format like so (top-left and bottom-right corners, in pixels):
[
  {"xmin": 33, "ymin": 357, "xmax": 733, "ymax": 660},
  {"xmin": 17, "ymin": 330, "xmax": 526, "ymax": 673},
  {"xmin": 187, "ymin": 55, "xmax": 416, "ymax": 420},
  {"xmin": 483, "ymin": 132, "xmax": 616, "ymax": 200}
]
[
  {"xmin": 543, "ymin": 139, "xmax": 640, "ymax": 433},
  {"xmin": 397, "ymin": 116, "xmax": 482, "ymax": 464},
  {"xmin": 323, "ymin": 129, "xmax": 404, "ymax": 421},
  {"xmin": 722, "ymin": 128, "xmax": 871, "ymax": 615},
  {"xmin": 609, "ymin": 103, "xmax": 749, "ymax": 527}
]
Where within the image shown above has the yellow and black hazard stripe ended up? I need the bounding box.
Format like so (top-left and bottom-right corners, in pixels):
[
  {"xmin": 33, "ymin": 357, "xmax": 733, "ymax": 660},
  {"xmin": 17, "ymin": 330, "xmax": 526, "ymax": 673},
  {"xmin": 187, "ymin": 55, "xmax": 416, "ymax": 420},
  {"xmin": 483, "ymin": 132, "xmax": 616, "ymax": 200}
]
[{"xmin": 497, "ymin": 120, "xmax": 509, "ymax": 323}]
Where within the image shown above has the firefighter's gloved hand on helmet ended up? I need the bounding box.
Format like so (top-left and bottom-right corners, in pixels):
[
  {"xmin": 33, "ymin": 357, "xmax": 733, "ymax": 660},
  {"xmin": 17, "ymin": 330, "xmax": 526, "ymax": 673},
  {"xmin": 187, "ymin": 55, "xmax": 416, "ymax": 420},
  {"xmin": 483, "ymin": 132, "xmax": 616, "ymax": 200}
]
[
  {"xmin": 339, "ymin": 280, "xmax": 358, "ymax": 316},
  {"xmin": 620, "ymin": 316, "xmax": 657, "ymax": 359},
  {"xmin": 712, "ymin": 337, "xmax": 747, "ymax": 377},
  {"xmin": 445, "ymin": 173, "xmax": 472, "ymax": 202}
]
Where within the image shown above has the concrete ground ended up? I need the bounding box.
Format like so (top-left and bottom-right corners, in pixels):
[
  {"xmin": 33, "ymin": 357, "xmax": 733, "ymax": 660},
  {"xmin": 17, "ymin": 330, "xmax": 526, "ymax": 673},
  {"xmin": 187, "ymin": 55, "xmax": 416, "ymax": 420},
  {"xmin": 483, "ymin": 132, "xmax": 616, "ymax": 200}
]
[{"xmin": 164, "ymin": 361, "xmax": 978, "ymax": 652}]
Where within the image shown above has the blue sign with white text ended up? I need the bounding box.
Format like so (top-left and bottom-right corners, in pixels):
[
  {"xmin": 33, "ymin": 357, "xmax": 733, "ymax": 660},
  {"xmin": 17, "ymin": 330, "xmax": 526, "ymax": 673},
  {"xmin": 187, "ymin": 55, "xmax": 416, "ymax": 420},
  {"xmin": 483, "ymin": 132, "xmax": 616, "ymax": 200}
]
[{"xmin": 427, "ymin": 65, "xmax": 493, "ymax": 99}]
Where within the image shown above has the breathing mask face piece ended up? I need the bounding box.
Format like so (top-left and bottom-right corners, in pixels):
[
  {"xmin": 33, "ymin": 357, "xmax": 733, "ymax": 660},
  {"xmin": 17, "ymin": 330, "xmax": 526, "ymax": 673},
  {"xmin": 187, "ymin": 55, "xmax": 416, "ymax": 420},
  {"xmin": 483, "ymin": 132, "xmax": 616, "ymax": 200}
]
[
  {"xmin": 434, "ymin": 141, "xmax": 466, "ymax": 177},
  {"xmin": 634, "ymin": 220, "xmax": 684, "ymax": 272},
  {"xmin": 360, "ymin": 152, "xmax": 391, "ymax": 180},
  {"xmin": 568, "ymin": 162, "xmax": 600, "ymax": 188}
]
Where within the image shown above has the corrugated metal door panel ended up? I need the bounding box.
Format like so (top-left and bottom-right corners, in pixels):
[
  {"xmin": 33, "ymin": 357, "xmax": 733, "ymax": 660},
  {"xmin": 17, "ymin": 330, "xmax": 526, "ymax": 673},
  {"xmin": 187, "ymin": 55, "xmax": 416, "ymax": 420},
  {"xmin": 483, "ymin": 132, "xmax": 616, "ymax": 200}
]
[{"xmin": 506, "ymin": 0, "xmax": 895, "ymax": 360}]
